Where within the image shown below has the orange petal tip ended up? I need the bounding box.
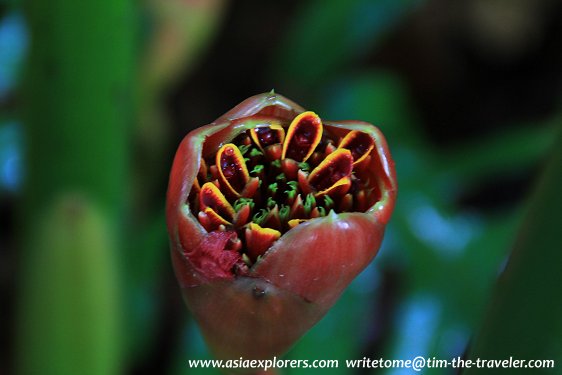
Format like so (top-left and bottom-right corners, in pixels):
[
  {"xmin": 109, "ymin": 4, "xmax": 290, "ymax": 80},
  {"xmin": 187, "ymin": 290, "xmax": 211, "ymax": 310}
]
[
  {"xmin": 250, "ymin": 122, "xmax": 285, "ymax": 151},
  {"xmin": 338, "ymin": 130, "xmax": 375, "ymax": 165},
  {"xmin": 204, "ymin": 207, "xmax": 233, "ymax": 229},
  {"xmin": 199, "ymin": 182, "xmax": 235, "ymax": 221},
  {"xmin": 245, "ymin": 223, "xmax": 281, "ymax": 261},
  {"xmin": 287, "ymin": 218, "xmax": 308, "ymax": 229},
  {"xmin": 282, "ymin": 111, "xmax": 323, "ymax": 162},
  {"xmin": 308, "ymin": 149, "xmax": 353, "ymax": 196},
  {"xmin": 216, "ymin": 144, "xmax": 250, "ymax": 197}
]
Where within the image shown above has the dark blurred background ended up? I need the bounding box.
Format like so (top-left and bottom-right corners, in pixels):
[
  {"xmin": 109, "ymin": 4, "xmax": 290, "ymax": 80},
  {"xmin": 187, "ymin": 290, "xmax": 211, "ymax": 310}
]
[{"xmin": 1, "ymin": 0, "xmax": 561, "ymax": 374}]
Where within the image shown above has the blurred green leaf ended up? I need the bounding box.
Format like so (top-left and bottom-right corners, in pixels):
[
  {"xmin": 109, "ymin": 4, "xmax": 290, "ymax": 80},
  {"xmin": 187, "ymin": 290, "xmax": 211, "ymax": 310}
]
[
  {"xmin": 440, "ymin": 120, "xmax": 559, "ymax": 185},
  {"xmin": 273, "ymin": 0, "xmax": 419, "ymax": 90},
  {"xmin": 125, "ymin": 210, "xmax": 169, "ymax": 358},
  {"xmin": 320, "ymin": 71, "xmax": 424, "ymax": 144},
  {"xmin": 465, "ymin": 125, "xmax": 562, "ymax": 372},
  {"xmin": 140, "ymin": 0, "xmax": 228, "ymax": 96}
]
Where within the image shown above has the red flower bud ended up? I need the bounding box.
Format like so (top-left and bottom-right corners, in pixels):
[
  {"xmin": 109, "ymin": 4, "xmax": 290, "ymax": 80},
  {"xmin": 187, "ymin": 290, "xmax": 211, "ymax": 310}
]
[{"xmin": 166, "ymin": 92, "xmax": 397, "ymax": 362}]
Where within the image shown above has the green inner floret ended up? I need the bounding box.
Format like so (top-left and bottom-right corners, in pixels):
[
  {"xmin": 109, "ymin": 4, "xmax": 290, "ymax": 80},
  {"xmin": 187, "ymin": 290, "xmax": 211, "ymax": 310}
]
[{"xmin": 190, "ymin": 112, "xmax": 378, "ymax": 263}]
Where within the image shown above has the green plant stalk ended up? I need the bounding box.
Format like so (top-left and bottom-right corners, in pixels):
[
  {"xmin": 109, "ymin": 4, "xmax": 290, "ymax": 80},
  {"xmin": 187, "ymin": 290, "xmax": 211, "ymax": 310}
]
[
  {"xmin": 22, "ymin": 0, "xmax": 134, "ymax": 224},
  {"xmin": 465, "ymin": 124, "xmax": 562, "ymax": 373},
  {"xmin": 18, "ymin": 0, "xmax": 135, "ymax": 374},
  {"xmin": 17, "ymin": 196, "xmax": 121, "ymax": 375}
]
